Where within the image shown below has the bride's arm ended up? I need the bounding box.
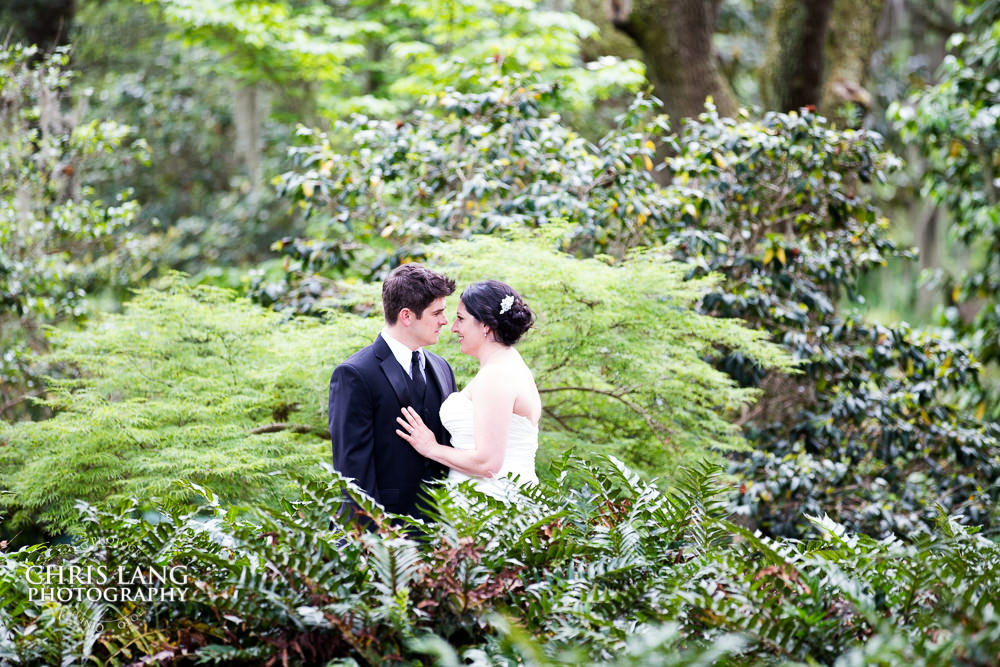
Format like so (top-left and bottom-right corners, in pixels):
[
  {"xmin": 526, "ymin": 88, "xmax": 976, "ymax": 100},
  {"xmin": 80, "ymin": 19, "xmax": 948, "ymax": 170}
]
[{"xmin": 396, "ymin": 372, "xmax": 513, "ymax": 477}]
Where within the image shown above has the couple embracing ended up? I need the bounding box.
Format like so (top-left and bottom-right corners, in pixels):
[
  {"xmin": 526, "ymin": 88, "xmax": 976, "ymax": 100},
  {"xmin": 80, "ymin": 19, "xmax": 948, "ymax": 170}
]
[{"xmin": 327, "ymin": 263, "xmax": 540, "ymax": 523}]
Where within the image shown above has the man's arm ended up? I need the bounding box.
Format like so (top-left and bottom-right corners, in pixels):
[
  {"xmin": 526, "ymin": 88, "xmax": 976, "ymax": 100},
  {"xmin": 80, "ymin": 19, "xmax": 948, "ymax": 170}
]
[{"xmin": 328, "ymin": 363, "xmax": 379, "ymax": 503}]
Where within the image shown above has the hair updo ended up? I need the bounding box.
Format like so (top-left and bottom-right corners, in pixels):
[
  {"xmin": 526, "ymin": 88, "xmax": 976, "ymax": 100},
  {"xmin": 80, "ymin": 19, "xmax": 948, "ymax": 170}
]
[{"xmin": 460, "ymin": 280, "xmax": 534, "ymax": 346}]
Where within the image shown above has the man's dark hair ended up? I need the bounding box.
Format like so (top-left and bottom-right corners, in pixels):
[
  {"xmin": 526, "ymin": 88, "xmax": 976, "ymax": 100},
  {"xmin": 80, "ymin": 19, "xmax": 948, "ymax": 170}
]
[{"xmin": 382, "ymin": 264, "xmax": 456, "ymax": 324}]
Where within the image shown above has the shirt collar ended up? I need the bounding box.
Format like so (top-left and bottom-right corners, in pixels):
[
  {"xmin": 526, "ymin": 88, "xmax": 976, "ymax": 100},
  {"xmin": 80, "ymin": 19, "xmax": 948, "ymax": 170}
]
[{"xmin": 381, "ymin": 327, "xmax": 423, "ymax": 377}]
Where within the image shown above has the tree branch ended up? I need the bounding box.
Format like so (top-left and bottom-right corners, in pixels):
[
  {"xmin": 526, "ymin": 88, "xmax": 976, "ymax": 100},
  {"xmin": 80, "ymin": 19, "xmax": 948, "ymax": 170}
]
[
  {"xmin": 250, "ymin": 422, "xmax": 330, "ymax": 439},
  {"xmin": 1, "ymin": 391, "xmax": 44, "ymax": 413},
  {"xmin": 905, "ymin": 0, "xmax": 960, "ymax": 35},
  {"xmin": 542, "ymin": 405, "xmax": 579, "ymax": 434},
  {"xmin": 538, "ymin": 385, "xmax": 675, "ymax": 448}
]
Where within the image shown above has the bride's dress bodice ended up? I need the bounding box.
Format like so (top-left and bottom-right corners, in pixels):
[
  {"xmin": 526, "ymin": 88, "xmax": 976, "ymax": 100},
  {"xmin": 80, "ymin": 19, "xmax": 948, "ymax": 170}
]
[{"xmin": 439, "ymin": 391, "xmax": 538, "ymax": 499}]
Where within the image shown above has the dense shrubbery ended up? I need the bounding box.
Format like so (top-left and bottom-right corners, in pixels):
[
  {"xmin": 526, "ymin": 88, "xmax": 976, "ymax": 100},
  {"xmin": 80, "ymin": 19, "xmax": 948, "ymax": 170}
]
[
  {"xmin": 890, "ymin": 1, "xmax": 1000, "ymax": 420},
  {"xmin": 2, "ymin": 458, "xmax": 998, "ymax": 665},
  {"xmin": 61, "ymin": 0, "xmax": 642, "ymax": 285},
  {"xmin": 660, "ymin": 107, "xmax": 1000, "ymax": 538},
  {"xmin": 0, "ymin": 276, "xmax": 348, "ymax": 536},
  {"xmin": 0, "ymin": 45, "xmax": 149, "ymax": 421},
  {"xmin": 263, "ymin": 76, "xmax": 667, "ymax": 304},
  {"xmin": 0, "ymin": 234, "xmax": 791, "ymax": 538},
  {"xmin": 71, "ymin": 0, "xmax": 290, "ymax": 273},
  {"xmin": 432, "ymin": 234, "xmax": 793, "ymax": 469},
  {"xmin": 269, "ymin": 77, "xmax": 1000, "ymax": 538},
  {"xmin": 3, "ymin": 2, "xmax": 999, "ymax": 664}
]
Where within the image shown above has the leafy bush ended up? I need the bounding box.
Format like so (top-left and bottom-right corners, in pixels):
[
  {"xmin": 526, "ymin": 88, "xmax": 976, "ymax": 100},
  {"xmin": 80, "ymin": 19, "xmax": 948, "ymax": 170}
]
[
  {"xmin": 659, "ymin": 107, "xmax": 1000, "ymax": 538},
  {"xmin": 0, "ymin": 276, "xmax": 352, "ymax": 536},
  {"xmin": 71, "ymin": 0, "xmax": 291, "ymax": 273},
  {"xmin": 1, "ymin": 234, "xmax": 791, "ymax": 537},
  {"xmin": 2, "ymin": 458, "xmax": 998, "ymax": 665},
  {"xmin": 890, "ymin": 0, "xmax": 1000, "ymax": 420},
  {"xmin": 264, "ymin": 76, "xmax": 669, "ymax": 305},
  {"xmin": 269, "ymin": 75, "xmax": 999, "ymax": 538},
  {"xmin": 430, "ymin": 233, "xmax": 793, "ymax": 471},
  {"xmin": 0, "ymin": 44, "xmax": 149, "ymax": 421}
]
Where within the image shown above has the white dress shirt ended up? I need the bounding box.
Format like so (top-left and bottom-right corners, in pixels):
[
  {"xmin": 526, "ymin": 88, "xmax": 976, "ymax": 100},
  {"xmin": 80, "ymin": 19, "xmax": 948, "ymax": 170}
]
[{"xmin": 381, "ymin": 328, "xmax": 425, "ymax": 380}]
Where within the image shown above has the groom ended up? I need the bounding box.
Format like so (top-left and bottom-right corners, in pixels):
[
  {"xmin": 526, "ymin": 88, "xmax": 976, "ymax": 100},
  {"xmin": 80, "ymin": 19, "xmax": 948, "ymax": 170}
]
[{"xmin": 328, "ymin": 263, "xmax": 457, "ymax": 523}]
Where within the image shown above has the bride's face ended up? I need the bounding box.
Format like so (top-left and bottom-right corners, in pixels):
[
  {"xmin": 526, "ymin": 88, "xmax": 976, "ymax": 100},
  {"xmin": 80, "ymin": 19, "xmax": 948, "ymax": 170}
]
[{"xmin": 452, "ymin": 300, "xmax": 487, "ymax": 357}]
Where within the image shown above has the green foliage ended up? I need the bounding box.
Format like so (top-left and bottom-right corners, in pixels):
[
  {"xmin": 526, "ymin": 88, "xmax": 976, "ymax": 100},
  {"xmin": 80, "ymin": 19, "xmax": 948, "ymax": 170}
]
[
  {"xmin": 659, "ymin": 106, "xmax": 1000, "ymax": 538},
  {"xmin": 370, "ymin": 0, "xmax": 643, "ymax": 110},
  {"xmin": 2, "ymin": 458, "xmax": 998, "ymax": 665},
  {"xmin": 148, "ymin": 0, "xmax": 366, "ymax": 86},
  {"xmin": 63, "ymin": 0, "xmax": 642, "ymax": 290},
  {"xmin": 0, "ymin": 234, "xmax": 792, "ymax": 537},
  {"xmin": 71, "ymin": 0, "xmax": 296, "ymax": 272},
  {"xmin": 0, "ymin": 276, "xmax": 359, "ymax": 536},
  {"xmin": 269, "ymin": 75, "xmax": 998, "ymax": 538},
  {"xmin": 144, "ymin": 0, "xmax": 643, "ymax": 119},
  {"xmin": 714, "ymin": 0, "xmax": 773, "ymax": 104},
  {"xmin": 889, "ymin": 0, "xmax": 1000, "ymax": 420},
  {"xmin": 265, "ymin": 76, "xmax": 671, "ymax": 304},
  {"xmin": 429, "ymin": 233, "xmax": 794, "ymax": 472},
  {"xmin": 0, "ymin": 44, "xmax": 149, "ymax": 421}
]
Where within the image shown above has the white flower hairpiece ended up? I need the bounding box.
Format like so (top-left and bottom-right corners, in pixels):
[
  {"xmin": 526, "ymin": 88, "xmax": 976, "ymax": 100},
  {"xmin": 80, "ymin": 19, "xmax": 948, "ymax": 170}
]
[{"xmin": 499, "ymin": 294, "xmax": 515, "ymax": 315}]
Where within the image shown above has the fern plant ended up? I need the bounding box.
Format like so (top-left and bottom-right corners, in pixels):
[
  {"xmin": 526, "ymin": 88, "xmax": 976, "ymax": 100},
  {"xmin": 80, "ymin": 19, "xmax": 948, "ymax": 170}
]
[{"xmin": 2, "ymin": 457, "xmax": 999, "ymax": 665}]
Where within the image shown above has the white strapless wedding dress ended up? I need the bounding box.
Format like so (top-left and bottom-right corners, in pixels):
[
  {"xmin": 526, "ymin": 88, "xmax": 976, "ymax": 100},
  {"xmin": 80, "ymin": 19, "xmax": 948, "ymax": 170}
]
[{"xmin": 439, "ymin": 391, "xmax": 539, "ymax": 499}]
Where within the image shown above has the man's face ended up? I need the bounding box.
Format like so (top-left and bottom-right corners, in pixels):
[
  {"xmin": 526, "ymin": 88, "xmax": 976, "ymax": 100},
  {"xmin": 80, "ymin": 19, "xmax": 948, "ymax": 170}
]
[{"xmin": 410, "ymin": 297, "xmax": 448, "ymax": 347}]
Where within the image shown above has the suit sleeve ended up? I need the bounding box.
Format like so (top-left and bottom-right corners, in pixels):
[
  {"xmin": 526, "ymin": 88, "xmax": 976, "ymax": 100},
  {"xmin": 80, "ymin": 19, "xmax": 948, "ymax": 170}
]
[{"xmin": 328, "ymin": 363, "xmax": 379, "ymax": 503}]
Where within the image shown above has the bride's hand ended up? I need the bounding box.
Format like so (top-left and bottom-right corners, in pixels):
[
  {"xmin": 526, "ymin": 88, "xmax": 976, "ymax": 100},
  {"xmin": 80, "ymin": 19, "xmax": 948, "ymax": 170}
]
[{"xmin": 396, "ymin": 406, "xmax": 437, "ymax": 456}]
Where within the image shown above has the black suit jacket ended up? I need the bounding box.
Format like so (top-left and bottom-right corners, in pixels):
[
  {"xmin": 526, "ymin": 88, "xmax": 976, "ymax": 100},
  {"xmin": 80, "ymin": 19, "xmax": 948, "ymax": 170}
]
[{"xmin": 328, "ymin": 334, "xmax": 456, "ymax": 519}]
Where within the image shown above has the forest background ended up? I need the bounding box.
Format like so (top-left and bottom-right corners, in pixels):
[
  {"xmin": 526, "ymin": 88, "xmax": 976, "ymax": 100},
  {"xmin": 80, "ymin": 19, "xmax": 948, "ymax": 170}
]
[{"xmin": 1, "ymin": 0, "xmax": 1000, "ymax": 664}]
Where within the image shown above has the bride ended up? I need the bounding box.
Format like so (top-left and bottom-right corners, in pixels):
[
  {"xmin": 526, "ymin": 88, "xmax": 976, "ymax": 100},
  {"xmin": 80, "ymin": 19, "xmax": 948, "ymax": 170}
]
[{"xmin": 395, "ymin": 280, "xmax": 540, "ymax": 499}]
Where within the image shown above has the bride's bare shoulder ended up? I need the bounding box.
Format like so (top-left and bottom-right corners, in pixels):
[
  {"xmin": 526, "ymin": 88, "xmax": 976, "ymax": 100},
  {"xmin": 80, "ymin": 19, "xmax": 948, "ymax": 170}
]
[
  {"xmin": 476, "ymin": 362, "xmax": 514, "ymax": 384},
  {"xmin": 477, "ymin": 359, "xmax": 535, "ymax": 397}
]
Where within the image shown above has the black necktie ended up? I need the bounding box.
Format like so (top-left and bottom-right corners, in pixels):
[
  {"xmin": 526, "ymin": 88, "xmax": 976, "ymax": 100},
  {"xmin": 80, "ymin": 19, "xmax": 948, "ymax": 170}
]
[{"xmin": 410, "ymin": 350, "xmax": 426, "ymax": 405}]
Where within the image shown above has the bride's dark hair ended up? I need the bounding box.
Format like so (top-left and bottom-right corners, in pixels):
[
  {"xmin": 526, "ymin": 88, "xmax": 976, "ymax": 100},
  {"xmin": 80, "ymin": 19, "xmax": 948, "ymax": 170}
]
[{"xmin": 460, "ymin": 280, "xmax": 534, "ymax": 346}]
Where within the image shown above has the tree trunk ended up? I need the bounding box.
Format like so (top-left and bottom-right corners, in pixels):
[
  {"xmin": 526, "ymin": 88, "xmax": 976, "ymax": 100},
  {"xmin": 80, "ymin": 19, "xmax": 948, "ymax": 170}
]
[
  {"xmin": 575, "ymin": 0, "xmax": 643, "ymax": 64},
  {"xmin": 609, "ymin": 0, "xmax": 737, "ymax": 121},
  {"xmin": 915, "ymin": 203, "xmax": 940, "ymax": 313},
  {"xmin": 366, "ymin": 41, "xmax": 384, "ymax": 96},
  {"xmin": 234, "ymin": 84, "xmax": 270, "ymax": 194},
  {"xmin": 762, "ymin": 0, "xmax": 884, "ymax": 121},
  {"xmin": 761, "ymin": 0, "xmax": 835, "ymax": 112},
  {"xmin": 819, "ymin": 0, "xmax": 885, "ymax": 120}
]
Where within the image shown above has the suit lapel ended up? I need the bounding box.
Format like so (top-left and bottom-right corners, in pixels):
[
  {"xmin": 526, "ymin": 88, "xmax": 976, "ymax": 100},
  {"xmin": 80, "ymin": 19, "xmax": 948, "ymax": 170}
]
[{"xmin": 375, "ymin": 335, "xmax": 412, "ymax": 408}]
